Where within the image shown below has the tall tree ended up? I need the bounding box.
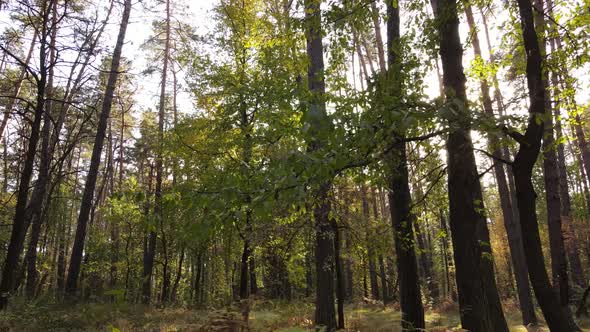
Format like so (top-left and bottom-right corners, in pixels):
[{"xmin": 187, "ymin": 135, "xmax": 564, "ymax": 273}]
[
  {"xmin": 511, "ymin": 0, "xmax": 580, "ymax": 329},
  {"xmin": 383, "ymin": 0, "xmax": 424, "ymax": 330},
  {"xmin": 432, "ymin": 0, "xmax": 508, "ymax": 330},
  {"xmin": 533, "ymin": 0, "xmax": 570, "ymax": 306},
  {"xmin": 0, "ymin": 0, "xmax": 53, "ymax": 310},
  {"xmin": 143, "ymin": 0, "xmax": 171, "ymax": 305},
  {"xmin": 464, "ymin": 4, "xmax": 537, "ymax": 326},
  {"xmin": 65, "ymin": 0, "xmax": 132, "ymax": 298},
  {"xmin": 304, "ymin": 0, "xmax": 336, "ymax": 329}
]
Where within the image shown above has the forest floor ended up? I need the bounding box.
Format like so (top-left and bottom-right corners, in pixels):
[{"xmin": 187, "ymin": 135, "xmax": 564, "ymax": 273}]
[{"xmin": 1, "ymin": 298, "xmax": 589, "ymax": 331}]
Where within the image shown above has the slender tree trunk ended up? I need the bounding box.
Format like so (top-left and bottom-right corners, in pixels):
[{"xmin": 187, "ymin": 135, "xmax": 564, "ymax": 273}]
[
  {"xmin": 65, "ymin": 0, "xmax": 132, "ymax": 298},
  {"xmin": 432, "ymin": 0, "xmax": 508, "ymax": 330},
  {"xmin": 384, "ymin": 2, "xmax": 425, "ymax": 329},
  {"xmin": 249, "ymin": 256, "xmax": 257, "ymax": 295},
  {"xmin": 533, "ymin": 0, "xmax": 570, "ymax": 305},
  {"xmin": 464, "ymin": 5, "xmax": 537, "ymax": 325},
  {"xmin": 438, "ymin": 211, "xmax": 453, "ymax": 300},
  {"xmin": 511, "ymin": 0, "xmax": 580, "ymax": 329},
  {"xmin": 170, "ymin": 247, "xmax": 184, "ymax": 302},
  {"xmin": 546, "ymin": 0, "xmax": 586, "ymax": 288},
  {"xmin": 239, "ymin": 235, "xmax": 251, "ymax": 299},
  {"xmin": 331, "ymin": 220, "xmax": 345, "ymax": 329},
  {"xmin": 0, "ymin": 1, "xmax": 52, "ymax": 309},
  {"xmin": 304, "ymin": 0, "xmax": 336, "ymax": 329},
  {"xmin": 370, "ymin": 2, "xmax": 385, "ymax": 73},
  {"xmin": 23, "ymin": 1, "xmax": 59, "ymax": 299},
  {"xmin": 146, "ymin": 0, "xmax": 172, "ymax": 305},
  {"xmin": 361, "ymin": 187, "xmax": 379, "ymax": 300},
  {"xmin": 343, "ymin": 191, "xmax": 354, "ymax": 301},
  {"xmin": 0, "ymin": 30, "xmax": 37, "ymax": 139}
]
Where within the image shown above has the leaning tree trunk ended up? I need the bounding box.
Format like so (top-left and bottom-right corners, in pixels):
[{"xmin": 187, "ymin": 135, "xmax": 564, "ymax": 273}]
[
  {"xmin": 511, "ymin": 0, "xmax": 581, "ymax": 330},
  {"xmin": 0, "ymin": 30, "xmax": 37, "ymax": 139},
  {"xmin": 432, "ymin": 0, "xmax": 508, "ymax": 330},
  {"xmin": 65, "ymin": 0, "xmax": 132, "ymax": 298}
]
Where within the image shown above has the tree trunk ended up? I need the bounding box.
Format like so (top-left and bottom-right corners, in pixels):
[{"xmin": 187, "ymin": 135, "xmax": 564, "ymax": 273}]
[
  {"xmin": 239, "ymin": 237, "xmax": 251, "ymax": 299},
  {"xmin": 0, "ymin": 30, "xmax": 37, "ymax": 139},
  {"xmin": 546, "ymin": 0, "xmax": 586, "ymax": 289},
  {"xmin": 533, "ymin": 0, "xmax": 570, "ymax": 306},
  {"xmin": 64, "ymin": 0, "xmax": 132, "ymax": 299},
  {"xmin": 331, "ymin": 220, "xmax": 345, "ymax": 329},
  {"xmin": 23, "ymin": 1, "xmax": 59, "ymax": 299},
  {"xmin": 361, "ymin": 186, "xmax": 379, "ymax": 300},
  {"xmin": 304, "ymin": 0, "xmax": 336, "ymax": 329},
  {"xmin": 383, "ymin": 2, "xmax": 425, "ymax": 330},
  {"xmin": 432, "ymin": 0, "xmax": 508, "ymax": 330},
  {"xmin": 511, "ymin": 0, "xmax": 580, "ymax": 329},
  {"xmin": 464, "ymin": 4, "xmax": 537, "ymax": 325},
  {"xmin": 142, "ymin": 163, "xmax": 156, "ymax": 304},
  {"xmin": 0, "ymin": 1, "xmax": 52, "ymax": 309},
  {"xmin": 370, "ymin": 1, "xmax": 385, "ymax": 73},
  {"xmin": 249, "ymin": 255, "xmax": 257, "ymax": 295}
]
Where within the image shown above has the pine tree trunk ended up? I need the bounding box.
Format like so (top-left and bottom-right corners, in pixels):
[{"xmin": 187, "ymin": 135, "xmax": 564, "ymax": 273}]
[
  {"xmin": 23, "ymin": 1, "xmax": 59, "ymax": 298},
  {"xmin": 142, "ymin": 163, "xmax": 156, "ymax": 304},
  {"xmin": 0, "ymin": 1, "xmax": 52, "ymax": 309},
  {"xmin": 65, "ymin": 0, "xmax": 132, "ymax": 299},
  {"xmin": 0, "ymin": 30, "xmax": 37, "ymax": 139}
]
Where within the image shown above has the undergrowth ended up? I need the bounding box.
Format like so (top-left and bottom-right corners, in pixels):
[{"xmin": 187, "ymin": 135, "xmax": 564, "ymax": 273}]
[{"xmin": 0, "ymin": 298, "xmax": 589, "ymax": 331}]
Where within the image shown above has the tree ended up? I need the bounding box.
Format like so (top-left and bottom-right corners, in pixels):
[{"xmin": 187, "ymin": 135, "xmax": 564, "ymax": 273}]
[
  {"xmin": 383, "ymin": 0, "xmax": 424, "ymax": 330},
  {"xmin": 65, "ymin": 0, "xmax": 132, "ymax": 298},
  {"xmin": 464, "ymin": 3, "xmax": 536, "ymax": 325},
  {"xmin": 0, "ymin": 0, "xmax": 54, "ymax": 309},
  {"xmin": 511, "ymin": 0, "xmax": 580, "ymax": 329},
  {"xmin": 431, "ymin": 0, "xmax": 508, "ymax": 330},
  {"xmin": 304, "ymin": 0, "xmax": 336, "ymax": 329}
]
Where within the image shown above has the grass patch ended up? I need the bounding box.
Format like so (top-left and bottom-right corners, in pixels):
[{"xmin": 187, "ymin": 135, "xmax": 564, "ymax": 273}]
[{"xmin": 0, "ymin": 298, "xmax": 589, "ymax": 331}]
